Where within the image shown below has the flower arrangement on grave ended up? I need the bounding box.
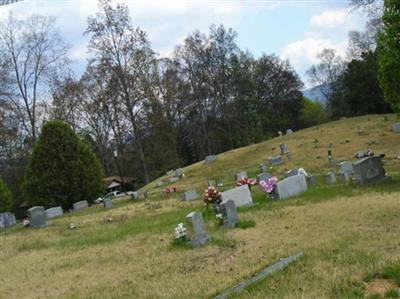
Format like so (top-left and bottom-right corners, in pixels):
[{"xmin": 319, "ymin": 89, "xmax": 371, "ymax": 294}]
[
  {"xmin": 174, "ymin": 223, "xmax": 187, "ymax": 240},
  {"xmin": 203, "ymin": 186, "xmax": 222, "ymax": 211},
  {"xmin": 259, "ymin": 176, "xmax": 278, "ymax": 198},
  {"xmin": 236, "ymin": 177, "xmax": 257, "ymax": 188},
  {"xmin": 162, "ymin": 185, "xmax": 177, "ymax": 194}
]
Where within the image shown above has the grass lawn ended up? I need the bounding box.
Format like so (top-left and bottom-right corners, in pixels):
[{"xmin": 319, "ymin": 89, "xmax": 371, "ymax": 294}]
[{"xmin": 1, "ymin": 114, "xmax": 400, "ymax": 299}]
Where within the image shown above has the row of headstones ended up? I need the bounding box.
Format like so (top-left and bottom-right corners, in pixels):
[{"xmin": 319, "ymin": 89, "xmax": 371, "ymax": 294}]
[
  {"xmin": 185, "ymin": 199, "xmax": 238, "ymax": 247},
  {"xmin": 156, "ymin": 168, "xmax": 185, "ymax": 187},
  {"xmin": 278, "ymin": 129, "xmax": 293, "ymax": 137}
]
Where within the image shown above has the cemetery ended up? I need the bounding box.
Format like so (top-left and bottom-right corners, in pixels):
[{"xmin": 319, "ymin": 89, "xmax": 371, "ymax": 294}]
[{"xmin": 1, "ymin": 115, "xmax": 400, "ymax": 298}]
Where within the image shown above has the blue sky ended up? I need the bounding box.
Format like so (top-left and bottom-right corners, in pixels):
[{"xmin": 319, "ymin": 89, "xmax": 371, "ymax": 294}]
[{"xmin": 0, "ymin": 0, "xmax": 367, "ymax": 87}]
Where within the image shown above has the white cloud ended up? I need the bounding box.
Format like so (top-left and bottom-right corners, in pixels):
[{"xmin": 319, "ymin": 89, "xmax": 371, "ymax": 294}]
[{"xmin": 310, "ymin": 8, "xmax": 349, "ymax": 29}]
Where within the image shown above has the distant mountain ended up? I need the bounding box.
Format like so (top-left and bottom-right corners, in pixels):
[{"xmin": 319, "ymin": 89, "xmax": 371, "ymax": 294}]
[{"xmin": 303, "ymin": 85, "xmax": 326, "ymax": 105}]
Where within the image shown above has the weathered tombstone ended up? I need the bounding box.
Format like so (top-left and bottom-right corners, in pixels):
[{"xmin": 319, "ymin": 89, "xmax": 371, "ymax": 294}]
[
  {"xmin": 216, "ymin": 178, "xmax": 224, "ymax": 187},
  {"xmin": 45, "ymin": 206, "xmax": 63, "ymax": 219},
  {"xmin": 169, "ymin": 177, "xmax": 179, "ymax": 183},
  {"xmin": 73, "ymin": 200, "xmax": 89, "ymax": 211},
  {"xmin": 328, "ymin": 156, "xmax": 336, "ymax": 168},
  {"xmin": 277, "ymin": 131, "xmax": 283, "ymax": 137},
  {"xmin": 260, "ymin": 164, "xmax": 268, "ymax": 173},
  {"xmin": 276, "ymin": 174, "xmax": 307, "ymax": 200},
  {"xmin": 0, "ymin": 212, "xmax": 16, "ymax": 228},
  {"xmin": 221, "ymin": 184, "xmax": 253, "ymax": 208},
  {"xmin": 235, "ymin": 171, "xmax": 248, "ymax": 180},
  {"xmin": 175, "ymin": 168, "xmax": 184, "ymax": 178},
  {"xmin": 280, "ymin": 143, "xmax": 289, "ymax": 155},
  {"xmin": 286, "ymin": 152, "xmax": 292, "ymax": 161},
  {"xmin": 103, "ymin": 198, "xmax": 112, "ymax": 209},
  {"xmin": 353, "ymin": 156, "xmax": 389, "ymax": 185},
  {"xmin": 155, "ymin": 181, "xmax": 163, "ymax": 188},
  {"xmin": 257, "ymin": 172, "xmax": 271, "ymax": 183},
  {"xmin": 339, "ymin": 161, "xmax": 353, "ymax": 174},
  {"xmin": 27, "ymin": 206, "xmax": 47, "ymax": 228},
  {"xmin": 205, "ymin": 155, "xmax": 217, "ymax": 164},
  {"xmin": 220, "ymin": 200, "xmax": 238, "ymax": 228},
  {"xmin": 181, "ymin": 190, "xmax": 199, "ymax": 201},
  {"xmin": 132, "ymin": 191, "xmax": 140, "ymax": 199},
  {"xmin": 268, "ymin": 155, "xmax": 283, "ymax": 166},
  {"xmin": 307, "ymin": 175, "xmax": 318, "ymax": 186},
  {"xmin": 392, "ymin": 123, "xmax": 400, "ymax": 133},
  {"xmin": 337, "ymin": 172, "xmax": 350, "ymax": 183},
  {"xmin": 185, "ymin": 212, "xmax": 210, "ymax": 247},
  {"xmin": 326, "ymin": 172, "xmax": 336, "ymax": 184},
  {"xmin": 286, "ymin": 129, "xmax": 293, "ymax": 135},
  {"xmin": 166, "ymin": 170, "xmax": 175, "ymax": 177}
]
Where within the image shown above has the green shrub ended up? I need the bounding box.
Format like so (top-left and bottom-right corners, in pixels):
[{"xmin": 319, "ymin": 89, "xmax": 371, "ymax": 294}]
[{"xmin": 0, "ymin": 179, "xmax": 12, "ymax": 212}]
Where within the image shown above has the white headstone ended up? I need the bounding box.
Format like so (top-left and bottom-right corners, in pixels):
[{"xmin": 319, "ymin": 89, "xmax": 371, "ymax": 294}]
[
  {"xmin": 276, "ymin": 174, "xmax": 307, "ymax": 200},
  {"xmin": 205, "ymin": 155, "xmax": 217, "ymax": 164},
  {"xmin": 181, "ymin": 190, "xmax": 199, "ymax": 201},
  {"xmin": 73, "ymin": 200, "xmax": 89, "ymax": 211},
  {"xmin": 45, "ymin": 206, "xmax": 63, "ymax": 219},
  {"xmin": 221, "ymin": 184, "xmax": 253, "ymax": 208},
  {"xmin": 0, "ymin": 212, "xmax": 16, "ymax": 228}
]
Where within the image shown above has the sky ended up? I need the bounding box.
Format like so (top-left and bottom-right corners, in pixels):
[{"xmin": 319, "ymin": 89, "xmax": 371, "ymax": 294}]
[{"xmin": 0, "ymin": 0, "xmax": 367, "ymax": 88}]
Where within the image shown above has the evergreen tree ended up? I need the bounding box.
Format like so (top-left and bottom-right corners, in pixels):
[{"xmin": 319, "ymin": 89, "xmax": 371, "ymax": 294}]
[{"xmin": 24, "ymin": 121, "xmax": 104, "ymax": 209}]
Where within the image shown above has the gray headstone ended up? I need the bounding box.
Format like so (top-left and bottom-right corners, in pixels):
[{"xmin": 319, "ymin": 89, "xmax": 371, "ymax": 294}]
[
  {"xmin": 185, "ymin": 212, "xmax": 210, "ymax": 247},
  {"xmin": 328, "ymin": 156, "xmax": 336, "ymax": 168},
  {"xmin": 339, "ymin": 161, "xmax": 353, "ymax": 174},
  {"xmin": 169, "ymin": 177, "xmax": 179, "ymax": 183},
  {"xmin": 181, "ymin": 190, "xmax": 199, "ymax": 201},
  {"xmin": 166, "ymin": 170, "xmax": 175, "ymax": 177},
  {"xmin": 28, "ymin": 206, "xmax": 47, "ymax": 228},
  {"xmin": 175, "ymin": 168, "xmax": 184, "ymax": 178},
  {"xmin": 337, "ymin": 172, "xmax": 350, "ymax": 183},
  {"xmin": 221, "ymin": 200, "xmax": 238, "ymax": 228},
  {"xmin": 205, "ymin": 155, "xmax": 217, "ymax": 164},
  {"xmin": 276, "ymin": 174, "xmax": 307, "ymax": 200},
  {"xmin": 307, "ymin": 175, "xmax": 317, "ymax": 186},
  {"xmin": 326, "ymin": 172, "xmax": 336, "ymax": 184},
  {"xmin": 0, "ymin": 212, "xmax": 16, "ymax": 228},
  {"xmin": 45, "ymin": 206, "xmax": 63, "ymax": 219},
  {"xmin": 278, "ymin": 131, "xmax": 283, "ymax": 137},
  {"xmin": 257, "ymin": 172, "xmax": 271, "ymax": 183},
  {"xmin": 103, "ymin": 198, "xmax": 112, "ymax": 208},
  {"xmin": 280, "ymin": 143, "xmax": 289, "ymax": 155},
  {"xmin": 260, "ymin": 164, "xmax": 268, "ymax": 173},
  {"xmin": 73, "ymin": 200, "xmax": 89, "ymax": 211},
  {"xmin": 235, "ymin": 171, "xmax": 248, "ymax": 180},
  {"xmin": 221, "ymin": 184, "xmax": 253, "ymax": 208},
  {"xmin": 392, "ymin": 123, "xmax": 400, "ymax": 133},
  {"xmin": 353, "ymin": 156, "xmax": 389, "ymax": 185},
  {"xmin": 268, "ymin": 155, "xmax": 283, "ymax": 166},
  {"xmin": 155, "ymin": 181, "xmax": 163, "ymax": 188},
  {"xmin": 132, "ymin": 191, "xmax": 140, "ymax": 199},
  {"xmin": 285, "ymin": 169, "xmax": 301, "ymax": 178},
  {"xmin": 286, "ymin": 129, "xmax": 293, "ymax": 135}
]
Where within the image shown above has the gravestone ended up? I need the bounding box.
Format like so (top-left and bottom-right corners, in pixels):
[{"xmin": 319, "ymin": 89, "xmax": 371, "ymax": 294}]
[
  {"xmin": 286, "ymin": 129, "xmax": 293, "ymax": 135},
  {"xmin": 103, "ymin": 198, "xmax": 112, "ymax": 209},
  {"xmin": 285, "ymin": 168, "xmax": 308, "ymax": 178},
  {"xmin": 326, "ymin": 172, "xmax": 336, "ymax": 184},
  {"xmin": 155, "ymin": 181, "xmax": 163, "ymax": 188},
  {"xmin": 0, "ymin": 212, "xmax": 16, "ymax": 228},
  {"xmin": 337, "ymin": 172, "xmax": 350, "ymax": 183},
  {"xmin": 268, "ymin": 155, "xmax": 283, "ymax": 166},
  {"xmin": 169, "ymin": 177, "xmax": 179, "ymax": 183},
  {"xmin": 185, "ymin": 212, "xmax": 210, "ymax": 247},
  {"xmin": 221, "ymin": 184, "xmax": 253, "ymax": 208},
  {"xmin": 276, "ymin": 174, "xmax": 307, "ymax": 200},
  {"xmin": 216, "ymin": 178, "xmax": 224, "ymax": 187},
  {"xmin": 280, "ymin": 143, "xmax": 289, "ymax": 155},
  {"xmin": 257, "ymin": 172, "xmax": 271, "ymax": 183},
  {"xmin": 392, "ymin": 123, "xmax": 400, "ymax": 133},
  {"xmin": 166, "ymin": 170, "xmax": 175, "ymax": 177},
  {"xmin": 132, "ymin": 191, "xmax": 140, "ymax": 199},
  {"xmin": 277, "ymin": 131, "xmax": 283, "ymax": 137},
  {"xmin": 220, "ymin": 200, "xmax": 238, "ymax": 228},
  {"xmin": 235, "ymin": 171, "xmax": 248, "ymax": 180},
  {"xmin": 353, "ymin": 156, "xmax": 389, "ymax": 185},
  {"xmin": 205, "ymin": 155, "xmax": 217, "ymax": 164},
  {"xmin": 307, "ymin": 175, "xmax": 318, "ymax": 186},
  {"xmin": 28, "ymin": 206, "xmax": 47, "ymax": 228},
  {"xmin": 45, "ymin": 206, "xmax": 63, "ymax": 219},
  {"xmin": 73, "ymin": 200, "xmax": 89, "ymax": 211},
  {"xmin": 260, "ymin": 164, "xmax": 268, "ymax": 173},
  {"xmin": 339, "ymin": 161, "xmax": 353, "ymax": 174},
  {"xmin": 175, "ymin": 168, "xmax": 184, "ymax": 178},
  {"xmin": 181, "ymin": 190, "xmax": 199, "ymax": 201},
  {"xmin": 287, "ymin": 152, "xmax": 292, "ymax": 161}
]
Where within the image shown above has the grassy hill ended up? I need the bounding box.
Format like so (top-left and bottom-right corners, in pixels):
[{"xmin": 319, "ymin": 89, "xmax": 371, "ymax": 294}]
[{"xmin": 1, "ymin": 114, "xmax": 400, "ymax": 299}]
